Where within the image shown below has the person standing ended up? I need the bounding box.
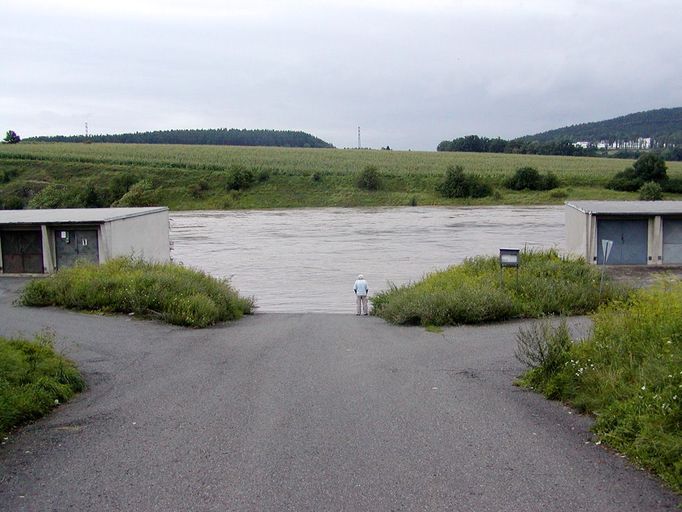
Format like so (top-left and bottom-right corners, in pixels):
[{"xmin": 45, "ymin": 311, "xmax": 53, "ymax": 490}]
[{"xmin": 353, "ymin": 274, "xmax": 369, "ymax": 315}]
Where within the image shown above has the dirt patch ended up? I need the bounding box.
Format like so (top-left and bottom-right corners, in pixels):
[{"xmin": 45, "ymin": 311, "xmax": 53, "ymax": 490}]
[{"xmin": 603, "ymin": 265, "xmax": 682, "ymax": 288}]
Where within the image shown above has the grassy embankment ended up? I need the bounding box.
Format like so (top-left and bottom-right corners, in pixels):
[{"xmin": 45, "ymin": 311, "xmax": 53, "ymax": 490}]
[
  {"xmin": 3, "ymin": 143, "xmax": 682, "ymax": 209},
  {"xmin": 0, "ymin": 331, "xmax": 85, "ymax": 437},
  {"xmin": 516, "ymin": 282, "xmax": 682, "ymax": 493},
  {"xmin": 371, "ymin": 250, "xmax": 627, "ymax": 326},
  {"xmin": 21, "ymin": 257, "xmax": 254, "ymax": 327}
]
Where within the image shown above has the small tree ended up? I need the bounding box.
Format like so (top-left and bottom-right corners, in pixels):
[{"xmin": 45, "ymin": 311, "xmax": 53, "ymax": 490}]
[
  {"xmin": 608, "ymin": 153, "xmax": 668, "ymax": 191},
  {"xmin": 3, "ymin": 130, "xmax": 20, "ymax": 144}
]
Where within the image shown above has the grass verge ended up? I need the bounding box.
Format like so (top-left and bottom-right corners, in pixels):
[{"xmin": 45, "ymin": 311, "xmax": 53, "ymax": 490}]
[
  {"xmin": 371, "ymin": 249, "xmax": 628, "ymax": 326},
  {"xmin": 0, "ymin": 331, "xmax": 85, "ymax": 437},
  {"xmin": 515, "ymin": 282, "xmax": 682, "ymax": 493},
  {"xmin": 21, "ymin": 257, "xmax": 254, "ymax": 328}
]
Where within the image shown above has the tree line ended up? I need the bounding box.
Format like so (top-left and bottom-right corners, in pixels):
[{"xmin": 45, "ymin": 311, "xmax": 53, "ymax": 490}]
[
  {"xmin": 437, "ymin": 134, "xmax": 682, "ymax": 161},
  {"xmin": 26, "ymin": 128, "xmax": 334, "ymax": 148}
]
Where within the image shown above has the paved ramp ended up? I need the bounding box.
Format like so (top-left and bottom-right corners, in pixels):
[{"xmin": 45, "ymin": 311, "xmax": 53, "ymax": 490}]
[{"xmin": 0, "ymin": 279, "xmax": 678, "ymax": 511}]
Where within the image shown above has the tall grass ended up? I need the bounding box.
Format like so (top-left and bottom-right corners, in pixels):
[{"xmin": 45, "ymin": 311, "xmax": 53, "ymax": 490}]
[
  {"xmin": 0, "ymin": 331, "xmax": 85, "ymax": 436},
  {"xmin": 371, "ymin": 249, "xmax": 628, "ymax": 326},
  {"xmin": 21, "ymin": 257, "xmax": 254, "ymax": 328},
  {"xmin": 516, "ymin": 282, "xmax": 682, "ymax": 493}
]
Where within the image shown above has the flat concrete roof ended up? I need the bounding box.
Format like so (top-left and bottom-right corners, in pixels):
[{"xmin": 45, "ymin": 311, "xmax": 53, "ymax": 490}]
[
  {"xmin": 0, "ymin": 207, "xmax": 168, "ymax": 226},
  {"xmin": 566, "ymin": 201, "xmax": 682, "ymax": 216}
]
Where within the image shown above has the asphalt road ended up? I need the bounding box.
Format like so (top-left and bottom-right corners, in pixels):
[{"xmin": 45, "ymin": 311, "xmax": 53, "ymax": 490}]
[{"xmin": 0, "ymin": 278, "xmax": 678, "ymax": 511}]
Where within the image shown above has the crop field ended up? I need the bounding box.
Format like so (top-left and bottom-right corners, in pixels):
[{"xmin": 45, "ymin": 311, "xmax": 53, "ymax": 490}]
[
  {"xmin": 1, "ymin": 143, "xmax": 682, "ymax": 209},
  {"xmin": 4, "ymin": 142, "xmax": 682, "ymax": 180}
]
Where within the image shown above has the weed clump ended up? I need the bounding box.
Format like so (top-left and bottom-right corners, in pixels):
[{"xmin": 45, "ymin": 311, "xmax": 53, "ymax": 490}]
[
  {"xmin": 516, "ymin": 282, "xmax": 682, "ymax": 493},
  {"xmin": 371, "ymin": 249, "xmax": 627, "ymax": 326},
  {"xmin": 0, "ymin": 331, "xmax": 85, "ymax": 436},
  {"xmin": 21, "ymin": 257, "xmax": 254, "ymax": 328}
]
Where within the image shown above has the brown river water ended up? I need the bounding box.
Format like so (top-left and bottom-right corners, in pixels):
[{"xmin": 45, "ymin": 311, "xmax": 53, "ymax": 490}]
[{"xmin": 170, "ymin": 206, "xmax": 565, "ymax": 313}]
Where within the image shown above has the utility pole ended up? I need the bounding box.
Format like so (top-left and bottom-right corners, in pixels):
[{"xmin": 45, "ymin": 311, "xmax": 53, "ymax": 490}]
[
  {"xmin": 358, "ymin": 126, "xmax": 361, "ymax": 149},
  {"xmin": 85, "ymin": 122, "xmax": 88, "ymax": 139}
]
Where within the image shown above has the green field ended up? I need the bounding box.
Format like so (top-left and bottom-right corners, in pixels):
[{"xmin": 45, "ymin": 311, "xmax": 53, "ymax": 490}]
[{"xmin": 2, "ymin": 143, "xmax": 682, "ymax": 209}]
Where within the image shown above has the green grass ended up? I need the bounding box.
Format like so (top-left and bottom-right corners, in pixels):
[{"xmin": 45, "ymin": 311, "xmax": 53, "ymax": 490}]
[
  {"xmin": 516, "ymin": 282, "xmax": 682, "ymax": 493},
  {"xmin": 371, "ymin": 249, "xmax": 628, "ymax": 326},
  {"xmin": 2, "ymin": 143, "xmax": 682, "ymax": 209},
  {"xmin": 0, "ymin": 331, "xmax": 85, "ymax": 437},
  {"xmin": 21, "ymin": 257, "xmax": 254, "ymax": 327}
]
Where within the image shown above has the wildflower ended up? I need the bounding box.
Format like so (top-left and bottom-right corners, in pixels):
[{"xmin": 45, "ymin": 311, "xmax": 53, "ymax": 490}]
[{"xmin": 641, "ymin": 385, "xmax": 646, "ymax": 391}]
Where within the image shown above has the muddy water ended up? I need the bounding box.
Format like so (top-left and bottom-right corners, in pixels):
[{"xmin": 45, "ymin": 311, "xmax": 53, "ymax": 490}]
[{"xmin": 170, "ymin": 206, "xmax": 565, "ymax": 313}]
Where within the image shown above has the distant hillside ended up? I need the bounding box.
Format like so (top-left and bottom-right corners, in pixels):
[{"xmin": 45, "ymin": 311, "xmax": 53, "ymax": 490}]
[
  {"xmin": 520, "ymin": 107, "xmax": 682, "ymax": 145},
  {"xmin": 26, "ymin": 128, "xmax": 334, "ymax": 148}
]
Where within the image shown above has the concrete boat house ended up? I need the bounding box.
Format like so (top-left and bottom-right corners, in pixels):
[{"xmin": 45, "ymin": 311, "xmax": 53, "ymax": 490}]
[
  {"xmin": 0, "ymin": 207, "xmax": 169, "ymax": 275},
  {"xmin": 566, "ymin": 201, "xmax": 682, "ymax": 265}
]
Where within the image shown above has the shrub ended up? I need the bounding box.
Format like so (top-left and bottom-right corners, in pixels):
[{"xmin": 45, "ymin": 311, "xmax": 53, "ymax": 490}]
[
  {"xmin": 0, "ymin": 331, "xmax": 84, "ymax": 436},
  {"xmin": 113, "ymin": 179, "xmax": 158, "ymax": 207},
  {"xmin": 226, "ymin": 165, "xmax": 255, "ymax": 191},
  {"xmin": 506, "ymin": 167, "xmax": 559, "ymax": 191},
  {"xmin": 639, "ymin": 181, "xmax": 663, "ymax": 201},
  {"xmin": 516, "ymin": 283, "xmax": 682, "ymax": 492},
  {"xmin": 356, "ymin": 165, "xmax": 381, "ymax": 191},
  {"xmin": 608, "ymin": 154, "xmax": 668, "ymax": 191},
  {"xmin": 550, "ymin": 188, "xmax": 568, "ymax": 199},
  {"xmin": 372, "ymin": 249, "xmax": 627, "ymax": 326},
  {"xmin": 21, "ymin": 257, "xmax": 254, "ymax": 328},
  {"xmin": 437, "ymin": 165, "xmax": 491, "ymax": 198}
]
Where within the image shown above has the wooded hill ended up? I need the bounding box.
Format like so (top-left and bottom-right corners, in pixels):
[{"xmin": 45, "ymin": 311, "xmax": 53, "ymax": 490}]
[
  {"xmin": 26, "ymin": 128, "xmax": 334, "ymax": 148},
  {"xmin": 519, "ymin": 107, "xmax": 682, "ymax": 145}
]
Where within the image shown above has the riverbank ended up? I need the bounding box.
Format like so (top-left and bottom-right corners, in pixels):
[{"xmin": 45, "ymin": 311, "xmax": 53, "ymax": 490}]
[{"xmin": 3, "ymin": 143, "xmax": 682, "ymax": 209}]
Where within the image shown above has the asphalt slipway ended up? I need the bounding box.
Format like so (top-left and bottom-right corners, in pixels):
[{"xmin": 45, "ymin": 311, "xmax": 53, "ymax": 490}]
[{"xmin": 0, "ymin": 278, "xmax": 678, "ymax": 511}]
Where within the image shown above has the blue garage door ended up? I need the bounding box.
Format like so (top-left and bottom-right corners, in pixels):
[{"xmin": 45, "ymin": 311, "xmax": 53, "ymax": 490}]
[
  {"xmin": 663, "ymin": 219, "xmax": 682, "ymax": 264},
  {"xmin": 597, "ymin": 219, "xmax": 648, "ymax": 264}
]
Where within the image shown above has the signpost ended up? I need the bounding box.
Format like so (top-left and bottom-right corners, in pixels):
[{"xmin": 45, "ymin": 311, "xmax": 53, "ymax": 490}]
[{"xmin": 499, "ymin": 248, "xmax": 520, "ymax": 288}]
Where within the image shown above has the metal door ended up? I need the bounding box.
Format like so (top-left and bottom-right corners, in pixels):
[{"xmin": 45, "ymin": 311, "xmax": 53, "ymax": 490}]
[
  {"xmin": 0, "ymin": 230, "xmax": 44, "ymax": 273},
  {"xmin": 663, "ymin": 218, "xmax": 682, "ymax": 264},
  {"xmin": 55, "ymin": 229, "xmax": 99, "ymax": 269},
  {"xmin": 597, "ymin": 219, "xmax": 648, "ymax": 264}
]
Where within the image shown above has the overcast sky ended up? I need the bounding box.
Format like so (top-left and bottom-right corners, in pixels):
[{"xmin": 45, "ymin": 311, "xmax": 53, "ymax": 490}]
[{"xmin": 3, "ymin": 0, "xmax": 682, "ymax": 150}]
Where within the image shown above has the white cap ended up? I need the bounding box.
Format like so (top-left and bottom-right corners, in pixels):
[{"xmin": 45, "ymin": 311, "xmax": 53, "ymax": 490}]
[{"xmin": 358, "ymin": 274, "xmax": 364, "ymax": 279}]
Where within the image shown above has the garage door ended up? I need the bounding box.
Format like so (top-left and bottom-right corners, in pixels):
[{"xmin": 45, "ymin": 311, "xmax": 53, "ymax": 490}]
[
  {"xmin": 1, "ymin": 230, "xmax": 44, "ymax": 273},
  {"xmin": 55, "ymin": 229, "xmax": 99, "ymax": 269},
  {"xmin": 663, "ymin": 219, "xmax": 682, "ymax": 264},
  {"xmin": 597, "ymin": 219, "xmax": 648, "ymax": 265}
]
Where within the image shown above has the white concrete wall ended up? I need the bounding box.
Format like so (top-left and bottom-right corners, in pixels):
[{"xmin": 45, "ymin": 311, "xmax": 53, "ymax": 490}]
[
  {"xmin": 565, "ymin": 206, "xmax": 588, "ymax": 260},
  {"xmin": 101, "ymin": 211, "xmax": 170, "ymax": 263}
]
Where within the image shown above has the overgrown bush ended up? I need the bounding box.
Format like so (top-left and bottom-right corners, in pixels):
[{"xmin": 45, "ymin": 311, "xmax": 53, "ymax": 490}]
[
  {"xmin": 639, "ymin": 181, "xmax": 663, "ymax": 201},
  {"xmin": 437, "ymin": 165, "xmax": 491, "ymax": 198},
  {"xmin": 226, "ymin": 165, "xmax": 255, "ymax": 191},
  {"xmin": 608, "ymin": 153, "xmax": 668, "ymax": 191},
  {"xmin": 516, "ymin": 283, "xmax": 682, "ymax": 492},
  {"xmin": 371, "ymin": 249, "xmax": 627, "ymax": 326},
  {"xmin": 0, "ymin": 331, "xmax": 85, "ymax": 436},
  {"xmin": 506, "ymin": 167, "xmax": 559, "ymax": 191},
  {"xmin": 21, "ymin": 257, "xmax": 254, "ymax": 328},
  {"xmin": 356, "ymin": 165, "xmax": 381, "ymax": 191},
  {"xmin": 113, "ymin": 179, "xmax": 159, "ymax": 207}
]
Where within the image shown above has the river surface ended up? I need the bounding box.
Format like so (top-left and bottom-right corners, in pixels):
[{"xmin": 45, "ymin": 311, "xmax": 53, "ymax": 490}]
[{"xmin": 170, "ymin": 206, "xmax": 565, "ymax": 313}]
